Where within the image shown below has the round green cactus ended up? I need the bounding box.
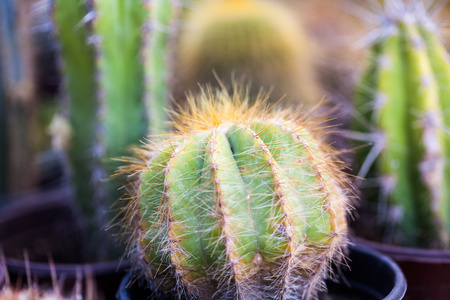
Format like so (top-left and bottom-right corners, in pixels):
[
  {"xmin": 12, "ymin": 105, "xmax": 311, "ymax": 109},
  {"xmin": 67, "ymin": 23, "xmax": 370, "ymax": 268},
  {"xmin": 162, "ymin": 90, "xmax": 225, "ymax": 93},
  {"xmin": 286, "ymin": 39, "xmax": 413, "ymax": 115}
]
[
  {"xmin": 178, "ymin": 0, "xmax": 321, "ymax": 105},
  {"xmin": 353, "ymin": 2, "xmax": 450, "ymax": 248},
  {"xmin": 122, "ymin": 88, "xmax": 351, "ymax": 299}
]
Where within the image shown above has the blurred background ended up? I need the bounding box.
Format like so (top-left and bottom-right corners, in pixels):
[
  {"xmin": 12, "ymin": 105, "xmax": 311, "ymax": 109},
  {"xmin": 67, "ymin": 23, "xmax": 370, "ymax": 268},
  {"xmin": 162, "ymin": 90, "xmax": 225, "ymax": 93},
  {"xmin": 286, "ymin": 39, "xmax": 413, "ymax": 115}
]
[{"xmin": 0, "ymin": 0, "xmax": 370, "ymax": 204}]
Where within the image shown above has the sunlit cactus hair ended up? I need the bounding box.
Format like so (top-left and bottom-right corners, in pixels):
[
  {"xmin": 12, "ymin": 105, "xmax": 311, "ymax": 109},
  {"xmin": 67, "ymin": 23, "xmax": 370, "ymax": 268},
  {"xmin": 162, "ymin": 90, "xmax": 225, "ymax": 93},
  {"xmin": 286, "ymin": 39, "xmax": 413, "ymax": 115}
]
[
  {"xmin": 119, "ymin": 86, "xmax": 353, "ymax": 299},
  {"xmin": 352, "ymin": 0, "xmax": 450, "ymax": 248},
  {"xmin": 177, "ymin": 0, "xmax": 321, "ymax": 105}
]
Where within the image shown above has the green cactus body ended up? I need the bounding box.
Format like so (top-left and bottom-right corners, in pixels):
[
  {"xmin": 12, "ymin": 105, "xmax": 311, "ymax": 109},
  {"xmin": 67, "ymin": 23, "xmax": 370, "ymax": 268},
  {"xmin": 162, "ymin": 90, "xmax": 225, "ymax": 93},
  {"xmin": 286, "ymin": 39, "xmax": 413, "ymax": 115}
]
[
  {"xmin": 178, "ymin": 0, "xmax": 320, "ymax": 105},
  {"xmin": 53, "ymin": 0, "xmax": 97, "ymax": 222},
  {"xmin": 418, "ymin": 25, "xmax": 450, "ymax": 242},
  {"xmin": 93, "ymin": 0, "xmax": 148, "ymax": 170},
  {"xmin": 125, "ymin": 90, "xmax": 350, "ymax": 299},
  {"xmin": 354, "ymin": 9, "xmax": 450, "ymax": 247},
  {"xmin": 145, "ymin": 0, "xmax": 177, "ymax": 134},
  {"xmin": 53, "ymin": 0, "xmax": 178, "ymax": 258}
]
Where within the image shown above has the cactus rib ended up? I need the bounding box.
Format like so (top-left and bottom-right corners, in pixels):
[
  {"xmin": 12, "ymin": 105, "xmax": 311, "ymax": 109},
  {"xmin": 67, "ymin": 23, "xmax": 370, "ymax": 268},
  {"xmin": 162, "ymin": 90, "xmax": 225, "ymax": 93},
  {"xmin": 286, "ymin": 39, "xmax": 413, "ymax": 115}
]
[
  {"xmin": 92, "ymin": 0, "xmax": 149, "ymax": 212},
  {"xmin": 53, "ymin": 0, "xmax": 98, "ymax": 225},
  {"xmin": 93, "ymin": 0, "xmax": 148, "ymax": 161}
]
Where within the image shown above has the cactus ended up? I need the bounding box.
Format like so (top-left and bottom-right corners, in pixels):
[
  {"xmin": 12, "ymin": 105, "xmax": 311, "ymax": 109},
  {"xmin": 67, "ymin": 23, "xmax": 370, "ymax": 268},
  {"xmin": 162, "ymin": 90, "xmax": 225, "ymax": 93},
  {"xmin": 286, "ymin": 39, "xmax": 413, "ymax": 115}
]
[
  {"xmin": 53, "ymin": 0, "xmax": 179, "ymax": 258},
  {"xmin": 0, "ymin": 0, "xmax": 39, "ymax": 194},
  {"xmin": 93, "ymin": 0, "xmax": 179, "ymax": 194},
  {"xmin": 353, "ymin": 2, "xmax": 450, "ymax": 248},
  {"xmin": 93, "ymin": 0, "xmax": 148, "ymax": 186},
  {"xmin": 145, "ymin": 0, "xmax": 179, "ymax": 135},
  {"xmin": 121, "ymin": 88, "xmax": 350, "ymax": 299},
  {"xmin": 53, "ymin": 0, "xmax": 98, "ymax": 228},
  {"xmin": 178, "ymin": 0, "xmax": 320, "ymax": 105}
]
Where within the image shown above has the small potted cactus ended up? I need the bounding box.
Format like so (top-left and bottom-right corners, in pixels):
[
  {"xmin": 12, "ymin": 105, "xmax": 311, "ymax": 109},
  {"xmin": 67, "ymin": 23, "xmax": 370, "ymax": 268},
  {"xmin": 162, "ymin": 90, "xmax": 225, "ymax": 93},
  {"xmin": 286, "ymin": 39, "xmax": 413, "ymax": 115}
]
[
  {"xmin": 116, "ymin": 87, "xmax": 406, "ymax": 299},
  {"xmin": 351, "ymin": 1, "xmax": 450, "ymax": 299}
]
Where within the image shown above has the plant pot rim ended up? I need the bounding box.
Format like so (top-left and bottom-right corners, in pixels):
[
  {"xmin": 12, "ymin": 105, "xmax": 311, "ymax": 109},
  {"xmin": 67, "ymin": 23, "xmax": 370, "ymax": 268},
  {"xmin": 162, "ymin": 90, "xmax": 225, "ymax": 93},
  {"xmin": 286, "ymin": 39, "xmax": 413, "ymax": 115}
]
[
  {"xmin": 0, "ymin": 193, "xmax": 132, "ymax": 276},
  {"xmin": 0, "ymin": 186, "xmax": 73, "ymax": 209},
  {"xmin": 116, "ymin": 243, "xmax": 407, "ymax": 300},
  {"xmin": 353, "ymin": 236, "xmax": 450, "ymax": 263},
  {"xmin": 351, "ymin": 243, "xmax": 407, "ymax": 300},
  {"xmin": 4, "ymin": 257, "xmax": 132, "ymax": 277}
]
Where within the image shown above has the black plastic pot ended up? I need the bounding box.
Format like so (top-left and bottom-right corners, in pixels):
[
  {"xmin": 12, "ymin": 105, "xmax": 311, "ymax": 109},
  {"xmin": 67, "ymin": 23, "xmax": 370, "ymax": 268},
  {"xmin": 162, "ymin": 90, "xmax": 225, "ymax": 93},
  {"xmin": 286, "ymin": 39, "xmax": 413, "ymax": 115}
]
[
  {"xmin": 0, "ymin": 190, "xmax": 86, "ymax": 263},
  {"xmin": 116, "ymin": 243, "xmax": 406, "ymax": 300},
  {"xmin": 324, "ymin": 243, "xmax": 406, "ymax": 300},
  {"xmin": 356, "ymin": 237, "xmax": 450, "ymax": 300}
]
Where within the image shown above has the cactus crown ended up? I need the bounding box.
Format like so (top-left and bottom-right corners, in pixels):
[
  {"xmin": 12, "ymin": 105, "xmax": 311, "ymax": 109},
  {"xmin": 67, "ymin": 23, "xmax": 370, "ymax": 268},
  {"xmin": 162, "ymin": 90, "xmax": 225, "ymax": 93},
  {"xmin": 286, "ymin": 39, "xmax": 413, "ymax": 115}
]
[
  {"xmin": 353, "ymin": 0, "xmax": 450, "ymax": 248},
  {"xmin": 121, "ymin": 87, "xmax": 351, "ymax": 299}
]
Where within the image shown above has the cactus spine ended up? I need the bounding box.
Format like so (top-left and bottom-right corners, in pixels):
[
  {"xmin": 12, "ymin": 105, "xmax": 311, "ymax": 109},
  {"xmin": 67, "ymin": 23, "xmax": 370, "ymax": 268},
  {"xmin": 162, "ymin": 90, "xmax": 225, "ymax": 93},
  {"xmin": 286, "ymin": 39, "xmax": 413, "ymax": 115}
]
[
  {"xmin": 178, "ymin": 0, "xmax": 320, "ymax": 104},
  {"xmin": 123, "ymin": 88, "xmax": 350, "ymax": 299},
  {"xmin": 354, "ymin": 3, "xmax": 450, "ymax": 248}
]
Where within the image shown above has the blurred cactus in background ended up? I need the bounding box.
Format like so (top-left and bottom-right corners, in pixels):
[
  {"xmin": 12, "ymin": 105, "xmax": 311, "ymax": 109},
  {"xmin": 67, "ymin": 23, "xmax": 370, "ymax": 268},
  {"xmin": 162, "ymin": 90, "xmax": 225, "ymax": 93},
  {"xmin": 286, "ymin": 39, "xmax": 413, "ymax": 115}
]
[
  {"xmin": 92, "ymin": 0, "xmax": 148, "ymax": 249},
  {"xmin": 93, "ymin": 0, "xmax": 148, "ymax": 174},
  {"xmin": 120, "ymin": 87, "xmax": 351, "ymax": 299},
  {"xmin": 53, "ymin": 0, "xmax": 104, "ymax": 257},
  {"xmin": 52, "ymin": 0, "xmax": 179, "ymax": 259},
  {"xmin": 145, "ymin": 0, "xmax": 179, "ymax": 134},
  {"xmin": 178, "ymin": 0, "xmax": 321, "ymax": 105},
  {"xmin": 353, "ymin": 1, "xmax": 450, "ymax": 248}
]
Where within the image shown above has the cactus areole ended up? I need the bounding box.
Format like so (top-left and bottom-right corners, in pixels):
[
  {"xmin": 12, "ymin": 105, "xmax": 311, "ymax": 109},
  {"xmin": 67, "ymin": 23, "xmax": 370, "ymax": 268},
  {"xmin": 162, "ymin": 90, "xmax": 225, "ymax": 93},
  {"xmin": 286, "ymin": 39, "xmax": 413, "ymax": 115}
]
[{"xmin": 124, "ymin": 89, "xmax": 350, "ymax": 299}]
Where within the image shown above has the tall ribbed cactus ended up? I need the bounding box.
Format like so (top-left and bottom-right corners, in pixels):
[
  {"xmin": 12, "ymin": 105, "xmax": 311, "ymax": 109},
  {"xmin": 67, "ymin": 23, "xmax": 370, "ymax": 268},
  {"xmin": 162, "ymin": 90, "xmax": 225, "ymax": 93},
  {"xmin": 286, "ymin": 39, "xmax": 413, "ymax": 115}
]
[
  {"xmin": 122, "ymin": 88, "xmax": 350, "ymax": 299},
  {"xmin": 178, "ymin": 0, "xmax": 320, "ymax": 105},
  {"xmin": 53, "ymin": 0, "xmax": 98, "ymax": 225},
  {"xmin": 93, "ymin": 0, "xmax": 148, "ymax": 180},
  {"xmin": 53, "ymin": 0, "xmax": 178, "ymax": 259},
  {"xmin": 145, "ymin": 0, "xmax": 178, "ymax": 134},
  {"xmin": 353, "ymin": 2, "xmax": 450, "ymax": 248}
]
